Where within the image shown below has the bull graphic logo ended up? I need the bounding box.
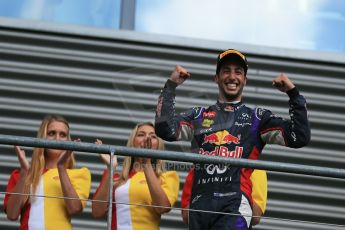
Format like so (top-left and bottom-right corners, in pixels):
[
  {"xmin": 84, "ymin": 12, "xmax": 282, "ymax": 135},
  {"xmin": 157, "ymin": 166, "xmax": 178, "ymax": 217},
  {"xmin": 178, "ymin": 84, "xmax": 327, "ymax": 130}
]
[
  {"xmin": 202, "ymin": 133, "xmax": 219, "ymax": 145},
  {"xmin": 223, "ymin": 134, "xmax": 241, "ymax": 144},
  {"xmin": 206, "ymin": 164, "xmax": 227, "ymax": 175},
  {"xmin": 203, "ymin": 130, "xmax": 241, "ymax": 145}
]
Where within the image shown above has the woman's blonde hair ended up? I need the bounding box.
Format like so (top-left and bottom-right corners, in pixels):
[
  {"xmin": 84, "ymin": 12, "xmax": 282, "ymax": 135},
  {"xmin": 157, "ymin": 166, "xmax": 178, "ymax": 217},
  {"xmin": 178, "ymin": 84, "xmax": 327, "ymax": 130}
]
[
  {"xmin": 24, "ymin": 115, "xmax": 75, "ymax": 201},
  {"xmin": 119, "ymin": 122, "xmax": 165, "ymax": 183}
]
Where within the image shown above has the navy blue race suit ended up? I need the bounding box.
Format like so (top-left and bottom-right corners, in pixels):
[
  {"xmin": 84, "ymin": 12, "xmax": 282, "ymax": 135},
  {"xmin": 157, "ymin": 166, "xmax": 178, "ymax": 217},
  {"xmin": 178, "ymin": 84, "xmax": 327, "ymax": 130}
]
[{"xmin": 155, "ymin": 79, "xmax": 310, "ymax": 230}]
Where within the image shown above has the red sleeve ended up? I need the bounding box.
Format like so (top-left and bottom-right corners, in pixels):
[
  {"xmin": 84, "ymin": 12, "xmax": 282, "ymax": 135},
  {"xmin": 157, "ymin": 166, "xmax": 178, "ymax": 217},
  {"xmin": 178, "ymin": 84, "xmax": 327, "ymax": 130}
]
[
  {"xmin": 3, "ymin": 170, "xmax": 21, "ymax": 213},
  {"xmin": 93, "ymin": 169, "xmax": 120, "ymax": 228},
  {"xmin": 93, "ymin": 170, "xmax": 120, "ymax": 199},
  {"xmin": 181, "ymin": 168, "xmax": 194, "ymax": 208}
]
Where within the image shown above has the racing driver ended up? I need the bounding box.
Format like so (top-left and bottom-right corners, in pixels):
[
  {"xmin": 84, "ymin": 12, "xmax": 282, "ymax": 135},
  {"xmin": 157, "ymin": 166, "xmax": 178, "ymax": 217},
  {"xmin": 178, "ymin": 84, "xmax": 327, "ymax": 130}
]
[{"xmin": 155, "ymin": 49, "xmax": 311, "ymax": 230}]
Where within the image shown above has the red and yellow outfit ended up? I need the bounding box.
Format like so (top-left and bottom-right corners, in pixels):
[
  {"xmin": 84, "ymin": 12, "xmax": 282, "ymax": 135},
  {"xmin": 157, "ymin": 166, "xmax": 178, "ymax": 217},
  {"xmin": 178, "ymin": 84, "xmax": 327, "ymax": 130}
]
[
  {"xmin": 4, "ymin": 168, "xmax": 91, "ymax": 230},
  {"xmin": 94, "ymin": 170, "xmax": 179, "ymax": 230}
]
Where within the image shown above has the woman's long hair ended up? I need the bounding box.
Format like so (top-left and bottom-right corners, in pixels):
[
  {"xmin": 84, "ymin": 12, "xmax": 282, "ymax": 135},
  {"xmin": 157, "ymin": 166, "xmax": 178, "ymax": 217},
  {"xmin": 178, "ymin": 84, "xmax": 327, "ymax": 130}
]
[
  {"xmin": 119, "ymin": 122, "xmax": 165, "ymax": 183},
  {"xmin": 24, "ymin": 115, "xmax": 75, "ymax": 202}
]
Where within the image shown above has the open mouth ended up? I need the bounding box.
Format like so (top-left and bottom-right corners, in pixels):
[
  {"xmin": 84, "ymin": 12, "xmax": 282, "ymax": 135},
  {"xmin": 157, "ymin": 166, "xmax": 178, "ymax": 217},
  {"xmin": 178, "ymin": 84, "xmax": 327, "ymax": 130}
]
[{"xmin": 225, "ymin": 82, "xmax": 238, "ymax": 90}]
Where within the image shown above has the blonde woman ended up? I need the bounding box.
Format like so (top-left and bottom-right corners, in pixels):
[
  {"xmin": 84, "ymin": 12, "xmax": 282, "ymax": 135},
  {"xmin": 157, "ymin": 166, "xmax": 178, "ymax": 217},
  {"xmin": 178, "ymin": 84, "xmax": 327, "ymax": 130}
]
[
  {"xmin": 4, "ymin": 115, "xmax": 91, "ymax": 230},
  {"xmin": 92, "ymin": 122, "xmax": 180, "ymax": 230}
]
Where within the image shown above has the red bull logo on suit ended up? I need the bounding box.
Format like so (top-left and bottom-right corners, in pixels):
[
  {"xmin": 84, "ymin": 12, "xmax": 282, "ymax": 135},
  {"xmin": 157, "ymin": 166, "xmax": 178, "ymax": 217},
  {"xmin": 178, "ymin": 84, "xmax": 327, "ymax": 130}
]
[
  {"xmin": 200, "ymin": 130, "xmax": 243, "ymax": 158},
  {"xmin": 202, "ymin": 133, "xmax": 219, "ymax": 144},
  {"xmin": 202, "ymin": 130, "xmax": 241, "ymax": 145},
  {"xmin": 199, "ymin": 146, "xmax": 243, "ymax": 158}
]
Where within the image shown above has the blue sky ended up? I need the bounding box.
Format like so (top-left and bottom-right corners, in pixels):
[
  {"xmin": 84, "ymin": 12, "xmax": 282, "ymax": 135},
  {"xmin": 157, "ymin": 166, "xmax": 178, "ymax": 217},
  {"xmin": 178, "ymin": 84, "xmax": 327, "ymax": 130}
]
[
  {"xmin": 135, "ymin": 0, "xmax": 345, "ymax": 53},
  {"xmin": 0, "ymin": 0, "xmax": 344, "ymax": 53},
  {"xmin": 0, "ymin": 0, "xmax": 121, "ymax": 28}
]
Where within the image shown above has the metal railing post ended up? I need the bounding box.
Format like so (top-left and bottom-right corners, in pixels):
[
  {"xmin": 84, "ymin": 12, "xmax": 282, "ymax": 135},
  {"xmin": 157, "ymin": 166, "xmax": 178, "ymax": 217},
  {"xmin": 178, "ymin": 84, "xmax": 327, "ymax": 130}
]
[{"xmin": 107, "ymin": 149, "xmax": 115, "ymax": 230}]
